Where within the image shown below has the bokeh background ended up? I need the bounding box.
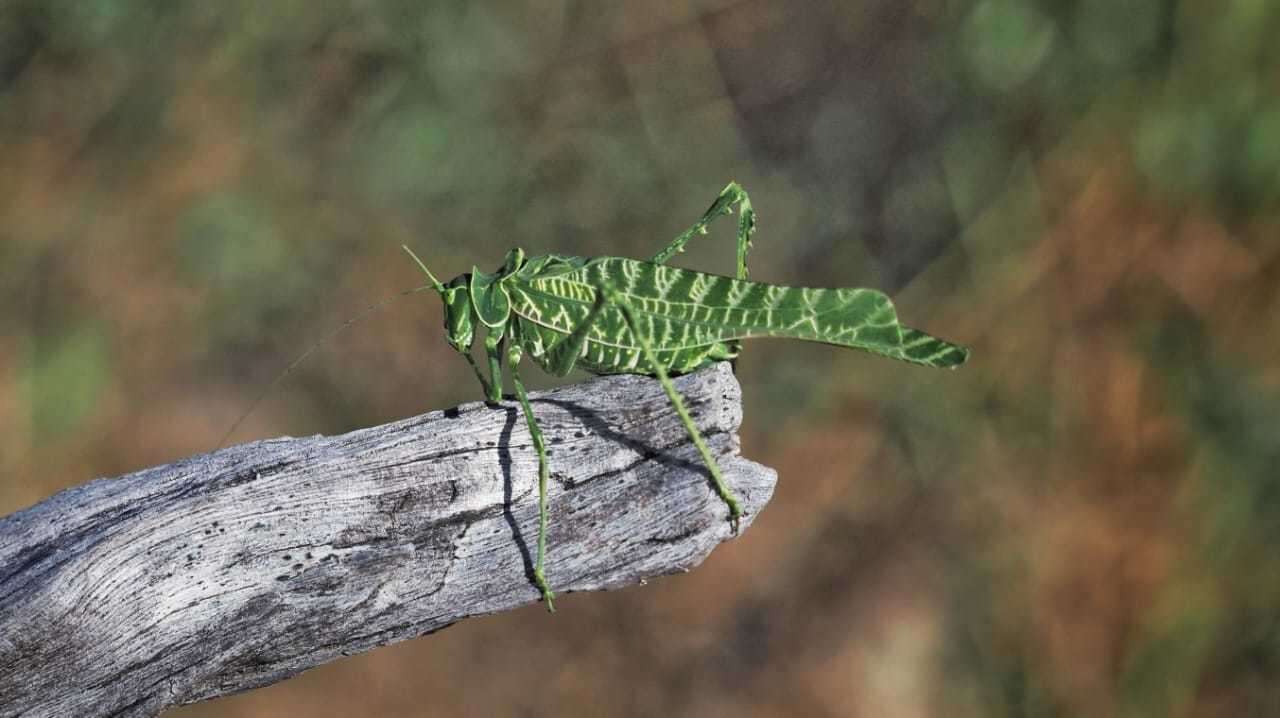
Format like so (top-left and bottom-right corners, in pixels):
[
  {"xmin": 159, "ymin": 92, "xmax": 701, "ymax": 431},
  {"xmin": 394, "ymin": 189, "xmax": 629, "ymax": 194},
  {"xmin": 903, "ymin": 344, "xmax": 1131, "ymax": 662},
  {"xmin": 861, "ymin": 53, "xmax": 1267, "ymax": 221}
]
[{"xmin": 3, "ymin": 1, "xmax": 1279, "ymax": 715}]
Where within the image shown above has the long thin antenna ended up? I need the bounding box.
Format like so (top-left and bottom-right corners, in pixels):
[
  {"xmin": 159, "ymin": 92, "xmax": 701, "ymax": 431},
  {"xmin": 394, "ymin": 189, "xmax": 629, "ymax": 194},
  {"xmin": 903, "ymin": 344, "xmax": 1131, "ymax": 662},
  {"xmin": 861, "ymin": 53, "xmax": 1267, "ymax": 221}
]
[
  {"xmin": 216, "ymin": 283, "xmax": 436, "ymax": 450},
  {"xmin": 402, "ymin": 245, "xmax": 445, "ymax": 291}
]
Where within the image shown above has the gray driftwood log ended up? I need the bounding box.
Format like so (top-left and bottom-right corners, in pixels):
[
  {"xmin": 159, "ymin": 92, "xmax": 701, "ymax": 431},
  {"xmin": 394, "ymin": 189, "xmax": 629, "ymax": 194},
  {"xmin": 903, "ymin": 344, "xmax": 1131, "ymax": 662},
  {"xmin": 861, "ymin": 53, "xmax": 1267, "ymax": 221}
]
[{"xmin": 0, "ymin": 363, "xmax": 775, "ymax": 718}]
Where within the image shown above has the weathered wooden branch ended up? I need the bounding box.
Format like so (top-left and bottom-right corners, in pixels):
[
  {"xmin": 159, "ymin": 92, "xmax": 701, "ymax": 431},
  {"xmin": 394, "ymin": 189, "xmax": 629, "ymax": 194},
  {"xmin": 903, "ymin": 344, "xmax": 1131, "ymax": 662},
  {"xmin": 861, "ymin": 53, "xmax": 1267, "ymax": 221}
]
[{"xmin": 0, "ymin": 363, "xmax": 775, "ymax": 718}]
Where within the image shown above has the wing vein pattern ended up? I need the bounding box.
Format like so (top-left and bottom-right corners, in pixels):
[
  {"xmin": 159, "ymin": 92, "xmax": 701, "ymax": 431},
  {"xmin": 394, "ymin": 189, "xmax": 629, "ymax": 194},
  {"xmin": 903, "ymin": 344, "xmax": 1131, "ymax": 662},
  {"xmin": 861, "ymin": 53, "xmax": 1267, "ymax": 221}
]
[{"xmin": 508, "ymin": 256, "xmax": 966, "ymax": 374}]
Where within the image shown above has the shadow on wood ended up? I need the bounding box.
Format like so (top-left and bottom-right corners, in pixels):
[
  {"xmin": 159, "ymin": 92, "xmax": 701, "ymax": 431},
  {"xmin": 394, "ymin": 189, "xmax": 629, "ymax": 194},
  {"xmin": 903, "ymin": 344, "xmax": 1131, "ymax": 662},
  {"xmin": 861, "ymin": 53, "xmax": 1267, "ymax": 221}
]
[{"xmin": 0, "ymin": 362, "xmax": 775, "ymax": 717}]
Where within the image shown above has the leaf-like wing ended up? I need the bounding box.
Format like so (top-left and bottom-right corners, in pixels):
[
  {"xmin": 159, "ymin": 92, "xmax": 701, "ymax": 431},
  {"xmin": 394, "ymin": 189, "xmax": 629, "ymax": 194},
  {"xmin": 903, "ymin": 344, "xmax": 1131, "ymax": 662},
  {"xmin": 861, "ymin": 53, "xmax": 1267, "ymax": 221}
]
[{"xmin": 511, "ymin": 257, "xmax": 967, "ymax": 368}]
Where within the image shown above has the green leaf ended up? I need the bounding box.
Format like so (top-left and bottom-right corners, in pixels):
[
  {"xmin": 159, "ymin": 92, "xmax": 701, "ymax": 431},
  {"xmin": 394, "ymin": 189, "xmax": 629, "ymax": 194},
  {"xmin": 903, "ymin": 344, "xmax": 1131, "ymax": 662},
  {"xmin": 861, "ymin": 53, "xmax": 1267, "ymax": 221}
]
[{"xmin": 1134, "ymin": 105, "xmax": 1226, "ymax": 197}]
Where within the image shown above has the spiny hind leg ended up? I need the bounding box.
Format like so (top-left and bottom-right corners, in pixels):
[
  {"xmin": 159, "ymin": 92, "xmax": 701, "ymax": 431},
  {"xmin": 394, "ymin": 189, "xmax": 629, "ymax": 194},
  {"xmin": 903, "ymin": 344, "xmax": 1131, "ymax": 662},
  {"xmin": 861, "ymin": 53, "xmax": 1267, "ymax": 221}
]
[
  {"xmin": 649, "ymin": 182, "xmax": 756, "ymax": 281},
  {"xmin": 594, "ymin": 281, "xmax": 743, "ymax": 530},
  {"xmin": 506, "ymin": 343, "xmax": 556, "ymax": 611}
]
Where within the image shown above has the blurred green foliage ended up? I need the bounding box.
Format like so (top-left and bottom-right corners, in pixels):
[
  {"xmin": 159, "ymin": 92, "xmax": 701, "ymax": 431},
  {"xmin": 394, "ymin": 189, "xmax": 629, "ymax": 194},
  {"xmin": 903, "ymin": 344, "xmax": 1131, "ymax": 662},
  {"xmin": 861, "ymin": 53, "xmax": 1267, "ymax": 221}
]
[
  {"xmin": 962, "ymin": 0, "xmax": 1057, "ymax": 93},
  {"xmin": 20, "ymin": 321, "xmax": 110, "ymax": 440},
  {"xmin": 2, "ymin": 0, "xmax": 1279, "ymax": 716}
]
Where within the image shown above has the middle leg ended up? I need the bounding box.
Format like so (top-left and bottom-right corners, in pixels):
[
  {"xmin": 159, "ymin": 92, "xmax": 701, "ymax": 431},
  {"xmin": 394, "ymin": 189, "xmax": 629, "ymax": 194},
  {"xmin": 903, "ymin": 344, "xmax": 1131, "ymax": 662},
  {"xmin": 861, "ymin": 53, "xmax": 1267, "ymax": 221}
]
[{"xmin": 506, "ymin": 342, "xmax": 556, "ymax": 612}]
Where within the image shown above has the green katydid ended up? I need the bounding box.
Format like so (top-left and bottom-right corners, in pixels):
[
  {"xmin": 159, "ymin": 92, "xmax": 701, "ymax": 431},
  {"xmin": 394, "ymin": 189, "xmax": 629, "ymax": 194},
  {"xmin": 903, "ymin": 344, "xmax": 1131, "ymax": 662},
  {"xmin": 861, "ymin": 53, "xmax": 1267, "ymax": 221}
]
[{"xmin": 401, "ymin": 181, "xmax": 968, "ymax": 611}]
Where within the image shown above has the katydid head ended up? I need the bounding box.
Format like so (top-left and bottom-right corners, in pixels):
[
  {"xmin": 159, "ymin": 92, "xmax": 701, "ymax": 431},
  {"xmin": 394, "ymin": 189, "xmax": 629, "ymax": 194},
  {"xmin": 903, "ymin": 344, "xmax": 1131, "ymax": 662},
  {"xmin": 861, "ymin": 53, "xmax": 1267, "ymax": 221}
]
[
  {"xmin": 402, "ymin": 245, "xmax": 477, "ymax": 354},
  {"xmin": 402, "ymin": 245, "xmax": 530, "ymax": 353},
  {"xmin": 439, "ymin": 274, "xmax": 476, "ymax": 353}
]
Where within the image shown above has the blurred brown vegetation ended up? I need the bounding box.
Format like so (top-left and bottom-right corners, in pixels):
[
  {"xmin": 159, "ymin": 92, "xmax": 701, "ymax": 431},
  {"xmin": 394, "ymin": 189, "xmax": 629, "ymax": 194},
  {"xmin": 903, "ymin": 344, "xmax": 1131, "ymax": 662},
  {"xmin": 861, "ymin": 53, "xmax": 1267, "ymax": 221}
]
[{"xmin": 3, "ymin": 1, "xmax": 1280, "ymax": 716}]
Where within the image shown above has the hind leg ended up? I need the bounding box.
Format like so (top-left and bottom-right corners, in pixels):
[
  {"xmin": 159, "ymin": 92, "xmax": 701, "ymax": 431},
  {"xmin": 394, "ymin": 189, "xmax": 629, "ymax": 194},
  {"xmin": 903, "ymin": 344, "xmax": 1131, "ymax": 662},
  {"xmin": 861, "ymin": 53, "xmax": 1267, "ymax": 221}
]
[
  {"xmin": 594, "ymin": 280, "xmax": 743, "ymax": 530},
  {"xmin": 649, "ymin": 182, "xmax": 756, "ymax": 281}
]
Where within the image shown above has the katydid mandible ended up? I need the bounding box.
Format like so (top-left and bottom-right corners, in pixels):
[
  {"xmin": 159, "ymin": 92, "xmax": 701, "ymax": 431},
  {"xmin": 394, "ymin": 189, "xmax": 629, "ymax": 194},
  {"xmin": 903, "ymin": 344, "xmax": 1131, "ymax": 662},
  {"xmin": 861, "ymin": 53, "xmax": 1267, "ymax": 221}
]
[{"xmin": 403, "ymin": 181, "xmax": 968, "ymax": 612}]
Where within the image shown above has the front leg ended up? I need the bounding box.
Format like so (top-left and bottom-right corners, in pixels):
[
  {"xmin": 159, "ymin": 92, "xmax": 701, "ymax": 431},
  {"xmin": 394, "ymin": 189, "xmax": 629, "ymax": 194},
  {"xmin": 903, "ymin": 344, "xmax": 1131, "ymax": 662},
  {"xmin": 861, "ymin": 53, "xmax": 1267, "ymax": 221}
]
[{"xmin": 459, "ymin": 346, "xmax": 496, "ymax": 402}]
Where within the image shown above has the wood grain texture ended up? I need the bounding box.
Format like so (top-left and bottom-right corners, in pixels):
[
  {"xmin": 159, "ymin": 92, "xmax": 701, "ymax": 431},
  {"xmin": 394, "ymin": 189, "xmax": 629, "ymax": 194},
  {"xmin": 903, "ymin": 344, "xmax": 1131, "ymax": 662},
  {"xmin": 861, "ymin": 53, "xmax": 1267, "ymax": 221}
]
[{"xmin": 0, "ymin": 362, "xmax": 775, "ymax": 718}]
